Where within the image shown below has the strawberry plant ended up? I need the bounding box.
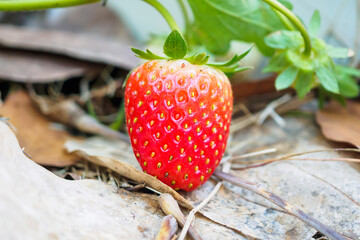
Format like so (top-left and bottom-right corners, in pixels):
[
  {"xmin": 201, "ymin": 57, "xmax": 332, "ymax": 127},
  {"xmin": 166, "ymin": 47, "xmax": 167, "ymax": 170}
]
[{"xmin": 1, "ymin": 0, "xmax": 359, "ymax": 191}]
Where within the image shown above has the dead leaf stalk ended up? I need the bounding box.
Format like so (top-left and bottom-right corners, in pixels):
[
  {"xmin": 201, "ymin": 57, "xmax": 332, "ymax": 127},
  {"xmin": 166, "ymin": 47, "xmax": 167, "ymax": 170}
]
[
  {"xmin": 213, "ymin": 169, "xmax": 346, "ymax": 240},
  {"xmin": 155, "ymin": 215, "xmax": 178, "ymax": 240},
  {"xmin": 158, "ymin": 193, "xmax": 203, "ymax": 240}
]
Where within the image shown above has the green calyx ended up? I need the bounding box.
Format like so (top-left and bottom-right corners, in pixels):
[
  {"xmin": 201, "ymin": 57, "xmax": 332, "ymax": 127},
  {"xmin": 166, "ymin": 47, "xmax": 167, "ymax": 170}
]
[
  {"xmin": 132, "ymin": 29, "xmax": 251, "ymax": 74},
  {"xmin": 263, "ymin": 10, "xmax": 359, "ymax": 104}
]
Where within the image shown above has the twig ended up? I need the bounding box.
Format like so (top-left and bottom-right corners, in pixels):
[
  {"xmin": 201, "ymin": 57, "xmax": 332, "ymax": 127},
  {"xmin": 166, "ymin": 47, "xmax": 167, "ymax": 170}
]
[
  {"xmin": 230, "ymin": 148, "xmax": 278, "ymax": 160},
  {"xmin": 257, "ymin": 94, "xmax": 291, "ymax": 127},
  {"xmin": 213, "ymin": 169, "xmax": 346, "ymax": 240},
  {"xmin": 21, "ymin": 147, "xmax": 32, "ymax": 159},
  {"xmin": 231, "ymin": 148, "xmax": 360, "ymax": 163},
  {"xmin": 158, "ymin": 194, "xmax": 203, "ymax": 240},
  {"xmin": 126, "ymin": 183, "xmax": 146, "ymax": 192},
  {"xmin": 232, "ymin": 157, "xmax": 360, "ymax": 170},
  {"xmin": 155, "ymin": 215, "xmax": 178, "ymax": 240},
  {"xmin": 230, "ymin": 93, "xmax": 313, "ymax": 133},
  {"xmin": 178, "ymin": 162, "xmax": 231, "ymax": 240}
]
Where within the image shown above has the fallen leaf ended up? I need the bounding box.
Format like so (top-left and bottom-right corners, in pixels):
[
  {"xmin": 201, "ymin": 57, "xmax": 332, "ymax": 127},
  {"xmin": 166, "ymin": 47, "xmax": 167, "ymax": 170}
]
[
  {"xmin": 0, "ymin": 48, "xmax": 102, "ymax": 83},
  {"xmin": 0, "ymin": 91, "xmax": 78, "ymax": 166},
  {"xmin": 0, "ymin": 24, "xmax": 139, "ymax": 70},
  {"xmin": 0, "ymin": 121, "xmax": 245, "ymax": 240},
  {"xmin": 184, "ymin": 116, "xmax": 360, "ymax": 239},
  {"xmin": 65, "ymin": 137, "xmax": 193, "ymax": 209},
  {"xmin": 316, "ymin": 100, "xmax": 360, "ymax": 148}
]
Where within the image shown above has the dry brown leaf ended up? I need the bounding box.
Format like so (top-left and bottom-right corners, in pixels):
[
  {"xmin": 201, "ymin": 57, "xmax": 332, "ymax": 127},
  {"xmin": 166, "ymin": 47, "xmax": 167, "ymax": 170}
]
[
  {"xmin": 0, "ymin": 48, "xmax": 102, "ymax": 83},
  {"xmin": 0, "ymin": 24, "xmax": 138, "ymax": 70},
  {"xmin": 0, "ymin": 91, "xmax": 78, "ymax": 166},
  {"xmin": 65, "ymin": 137, "xmax": 193, "ymax": 209},
  {"xmin": 316, "ymin": 101, "xmax": 360, "ymax": 148},
  {"xmin": 0, "ymin": 121, "xmax": 244, "ymax": 240}
]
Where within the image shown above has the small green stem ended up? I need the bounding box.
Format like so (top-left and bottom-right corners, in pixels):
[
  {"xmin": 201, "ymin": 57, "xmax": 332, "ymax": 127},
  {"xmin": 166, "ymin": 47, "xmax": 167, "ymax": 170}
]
[
  {"xmin": 0, "ymin": 0, "xmax": 99, "ymax": 11},
  {"xmin": 177, "ymin": 0, "xmax": 191, "ymax": 32},
  {"xmin": 262, "ymin": 0, "xmax": 312, "ymax": 57},
  {"xmin": 143, "ymin": 0, "xmax": 181, "ymax": 32},
  {"xmin": 273, "ymin": 9, "xmax": 295, "ymax": 31}
]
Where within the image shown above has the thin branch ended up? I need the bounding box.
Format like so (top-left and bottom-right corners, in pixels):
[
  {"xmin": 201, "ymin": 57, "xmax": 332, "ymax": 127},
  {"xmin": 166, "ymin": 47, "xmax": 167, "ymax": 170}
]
[
  {"xmin": 231, "ymin": 148, "xmax": 360, "ymax": 163},
  {"xmin": 232, "ymin": 157, "xmax": 360, "ymax": 170},
  {"xmin": 178, "ymin": 162, "xmax": 231, "ymax": 240},
  {"xmin": 213, "ymin": 170, "xmax": 346, "ymax": 240}
]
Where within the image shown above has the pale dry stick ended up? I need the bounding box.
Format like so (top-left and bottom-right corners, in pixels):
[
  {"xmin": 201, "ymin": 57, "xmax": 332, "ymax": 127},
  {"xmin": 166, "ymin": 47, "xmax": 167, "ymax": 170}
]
[
  {"xmin": 155, "ymin": 215, "xmax": 178, "ymax": 240},
  {"xmin": 178, "ymin": 160, "xmax": 232, "ymax": 240},
  {"xmin": 213, "ymin": 170, "xmax": 346, "ymax": 240},
  {"xmin": 230, "ymin": 94, "xmax": 313, "ymax": 133},
  {"xmin": 232, "ymin": 157, "xmax": 360, "ymax": 170},
  {"xmin": 231, "ymin": 148, "xmax": 360, "ymax": 163},
  {"xmin": 231, "ymin": 148, "xmax": 277, "ymax": 160},
  {"xmin": 158, "ymin": 194, "xmax": 203, "ymax": 240},
  {"xmin": 257, "ymin": 93, "xmax": 291, "ymax": 127}
]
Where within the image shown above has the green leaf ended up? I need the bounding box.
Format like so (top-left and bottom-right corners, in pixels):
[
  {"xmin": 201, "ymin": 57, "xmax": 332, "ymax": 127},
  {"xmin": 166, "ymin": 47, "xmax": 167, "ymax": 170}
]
[
  {"xmin": 327, "ymin": 47, "xmax": 351, "ymax": 58},
  {"xmin": 294, "ymin": 71, "xmax": 313, "ymax": 98},
  {"xmin": 206, "ymin": 46, "xmax": 253, "ymax": 73},
  {"xmin": 316, "ymin": 66, "xmax": 339, "ymax": 94},
  {"xmin": 278, "ymin": 0, "xmax": 293, "ymax": 10},
  {"xmin": 309, "ymin": 10, "xmax": 321, "ymax": 36},
  {"xmin": 338, "ymin": 76, "xmax": 360, "ymax": 98},
  {"xmin": 131, "ymin": 48, "xmax": 166, "ymax": 60},
  {"xmin": 318, "ymin": 87, "xmax": 326, "ymax": 109},
  {"xmin": 275, "ymin": 66, "xmax": 299, "ymax": 90},
  {"xmin": 186, "ymin": 52, "xmax": 210, "ymax": 65},
  {"xmin": 263, "ymin": 52, "xmax": 288, "ymax": 73},
  {"xmin": 265, "ymin": 31, "xmax": 302, "ymax": 49},
  {"xmin": 188, "ymin": 0, "xmax": 288, "ymax": 56},
  {"xmin": 207, "ymin": 45, "xmax": 252, "ymax": 67},
  {"xmin": 163, "ymin": 30, "xmax": 188, "ymax": 59},
  {"xmin": 337, "ymin": 65, "xmax": 360, "ymax": 77}
]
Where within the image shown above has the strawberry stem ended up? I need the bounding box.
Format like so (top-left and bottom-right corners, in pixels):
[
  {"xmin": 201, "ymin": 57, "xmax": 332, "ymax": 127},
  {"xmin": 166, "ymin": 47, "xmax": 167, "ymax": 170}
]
[
  {"xmin": 0, "ymin": 0, "xmax": 99, "ymax": 11},
  {"xmin": 177, "ymin": 0, "xmax": 191, "ymax": 33},
  {"xmin": 261, "ymin": 0, "xmax": 312, "ymax": 57},
  {"xmin": 143, "ymin": 0, "xmax": 181, "ymax": 32}
]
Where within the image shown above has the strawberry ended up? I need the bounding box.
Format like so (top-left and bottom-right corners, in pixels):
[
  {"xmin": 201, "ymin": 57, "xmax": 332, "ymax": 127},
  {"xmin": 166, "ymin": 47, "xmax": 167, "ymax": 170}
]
[
  {"xmin": 125, "ymin": 59, "xmax": 233, "ymax": 191},
  {"xmin": 124, "ymin": 29, "xmax": 250, "ymax": 191}
]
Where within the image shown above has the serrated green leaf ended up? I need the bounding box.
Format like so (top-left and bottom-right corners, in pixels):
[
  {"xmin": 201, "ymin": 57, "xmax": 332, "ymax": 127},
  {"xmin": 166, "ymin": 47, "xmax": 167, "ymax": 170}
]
[
  {"xmin": 263, "ymin": 52, "xmax": 288, "ymax": 73},
  {"xmin": 309, "ymin": 10, "xmax": 321, "ymax": 36},
  {"xmin": 294, "ymin": 71, "xmax": 313, "ymax": 98},
  {"xmin": 188, "ymin": 0, "xmax": 288, "ymax": 56},
  {"xmin": 163, "ymin": 30, "xmax": 188, "ymax": 59},
  {"xmin": 265, "ymin": 31, "xmax": 302, "ymax": 49},
  {"xmin": 338, "ymin": 76, "xmax": 360, "ymax": 98},
  {"xmin": 327, "ymin": 47, "xmax": 350, "ymax": 58},
  {"xmin": 208, "ymin": 45, "xmax": 253, "ymax": 67},
  {"xmin": 316, "ymin": 66, "xmax": 339, "ymax": 94},
  {"xmin": 275, "ymin": 66, "xmax": 299, "ymax": 90},
  {"xmin": 186, "ymin": 52, "xmax": 210, "ymax": 65},
  {"xmin": 131, "ymin": 48, "xmax": 165, "ymax": 60}
]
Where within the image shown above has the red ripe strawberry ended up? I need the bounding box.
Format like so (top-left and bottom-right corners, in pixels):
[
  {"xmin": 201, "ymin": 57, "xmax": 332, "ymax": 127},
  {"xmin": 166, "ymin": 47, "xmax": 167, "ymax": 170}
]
[{"xmin": 125, "ymin": 59, "xmax": 233, "ymax": 191}]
